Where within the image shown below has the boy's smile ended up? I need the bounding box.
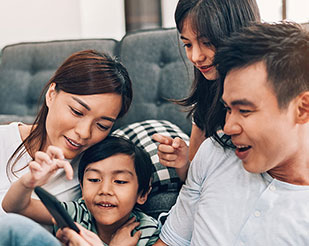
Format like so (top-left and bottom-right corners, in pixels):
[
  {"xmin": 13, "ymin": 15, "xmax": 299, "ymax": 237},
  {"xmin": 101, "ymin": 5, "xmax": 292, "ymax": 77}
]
[{"xmin": 82, "ymin": 153, "xmax": 146, "ymax": 235}]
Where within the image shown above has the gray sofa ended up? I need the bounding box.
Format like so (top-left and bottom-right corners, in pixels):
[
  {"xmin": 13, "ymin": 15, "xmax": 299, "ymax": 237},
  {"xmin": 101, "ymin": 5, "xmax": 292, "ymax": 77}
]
[{"xmin": 0, "ymin": 28, "xmax": 194, "ymax": 219}]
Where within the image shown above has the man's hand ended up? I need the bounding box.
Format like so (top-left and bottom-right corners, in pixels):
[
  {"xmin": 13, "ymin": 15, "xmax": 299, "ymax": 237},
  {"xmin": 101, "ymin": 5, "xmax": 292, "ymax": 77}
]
[{"xmin": 109, "ymin": 217, "xmax": 141, "ymax": 246}]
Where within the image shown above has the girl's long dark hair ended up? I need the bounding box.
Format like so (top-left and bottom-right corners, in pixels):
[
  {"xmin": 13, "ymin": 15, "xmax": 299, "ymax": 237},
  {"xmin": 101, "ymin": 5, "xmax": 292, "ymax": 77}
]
[
  {"xmin": 174, "ymin": 0, "xmax": 260, "ymax": 147},
  {"xmin": 7, "ymin": 50, "xmax": 133, "ymax": 179}
]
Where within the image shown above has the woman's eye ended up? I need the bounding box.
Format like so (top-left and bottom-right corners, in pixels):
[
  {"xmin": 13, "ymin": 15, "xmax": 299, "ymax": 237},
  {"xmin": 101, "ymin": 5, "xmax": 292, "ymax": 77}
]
[
  {"xmin": 70, "ymin": 107, "xmax": 83, "ymax": 116},
  {"xmin": 97, "ymin": 123, "xmax": 109, "ymax": 131}
]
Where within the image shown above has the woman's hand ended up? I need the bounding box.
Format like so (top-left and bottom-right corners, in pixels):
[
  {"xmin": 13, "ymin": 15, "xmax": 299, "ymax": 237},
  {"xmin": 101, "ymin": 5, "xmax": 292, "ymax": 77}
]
[
  {"xmin": 152, "ymin": 133, "xmax": 189, "ymax": 181},
  {"xmin": 22, "ymin": 145, "xmax": 73, "ymax": 189},
  {"xmin": 56, "ymin": 223, "xmax": 104, "ymax": 246},
  {"xmin": 109, "ymin": 217, "xmax": 141, "ymax": 246}
]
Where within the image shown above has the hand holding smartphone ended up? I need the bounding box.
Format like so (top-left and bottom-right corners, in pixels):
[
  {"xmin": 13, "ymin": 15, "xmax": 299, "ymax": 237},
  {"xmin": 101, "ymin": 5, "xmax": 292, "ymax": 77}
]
[{"xmin": 34, "ymin": 186, "xmax": 80, "ymax": 233}]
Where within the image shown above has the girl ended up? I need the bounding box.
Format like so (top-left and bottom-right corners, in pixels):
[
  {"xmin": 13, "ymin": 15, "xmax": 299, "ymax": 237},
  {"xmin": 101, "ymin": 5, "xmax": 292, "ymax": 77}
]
[
  {"xmin": 153, "ymin": 0, "xmax": 261, "ymax": 181},
  {"xmin": 0, "ymin": 49, "xmax": 132, "ymax": 214}
]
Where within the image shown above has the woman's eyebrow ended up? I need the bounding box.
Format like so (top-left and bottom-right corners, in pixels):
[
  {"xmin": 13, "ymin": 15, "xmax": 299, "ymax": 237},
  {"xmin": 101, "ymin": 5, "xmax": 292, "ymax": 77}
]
[{"xmin": 72, "ymin": 96, "xmax": 90, "ymax": 111}]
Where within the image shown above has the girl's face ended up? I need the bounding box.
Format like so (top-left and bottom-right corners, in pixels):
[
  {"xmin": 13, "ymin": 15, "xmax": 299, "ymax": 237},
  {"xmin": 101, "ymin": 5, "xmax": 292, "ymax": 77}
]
[
  {"xmin": 180, "ymin": 18, "xmax": 218, "ymax": 81},
  {"xmin": 45, "ymin": 83, "xmax": 122, "ymax": 159}
]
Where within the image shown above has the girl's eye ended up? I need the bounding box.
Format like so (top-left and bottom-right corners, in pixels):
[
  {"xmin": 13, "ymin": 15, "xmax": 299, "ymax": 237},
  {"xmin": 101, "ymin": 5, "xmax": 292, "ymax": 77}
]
[
  {"xmin": 97, "ymin": 123, "xmax": 109, "ymax": 131},
  {"xmin": 88, "ymin": 178, "xmax": 101, "ymax": 183},
  {"xmin": 203, "ymin": 42, "xmax": 212, "ymax": 47},
  {"xmin": 183, "ymin": 43, "xmax": 191, "ymax": 48},
  {"xmin": 70, "ymin": 106, "xmax": 83, "ymax": 116},
  {"xmin": 114, "ymin": 180, "xmax": 128, "ymax": 184}
]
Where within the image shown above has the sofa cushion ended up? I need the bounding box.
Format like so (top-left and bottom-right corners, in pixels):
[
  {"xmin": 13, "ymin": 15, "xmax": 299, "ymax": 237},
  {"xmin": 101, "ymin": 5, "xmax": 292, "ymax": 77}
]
[
  {"xmin": 0, "ymin": 39, "xmax": 118, "ymax": 122},
  {"xmin": 112, "ymin": 119, "xmax": 189, "ymax": 193},
  {"xmin": 115, "ymin": 28, "xmax": 194, "ymax": 135}
]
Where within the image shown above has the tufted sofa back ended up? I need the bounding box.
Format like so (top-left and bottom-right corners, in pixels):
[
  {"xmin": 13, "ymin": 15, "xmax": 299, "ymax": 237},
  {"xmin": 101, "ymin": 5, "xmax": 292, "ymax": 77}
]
[{"xmin": 0, "ymin": 28, "xmax": 193, "ymax": 134}]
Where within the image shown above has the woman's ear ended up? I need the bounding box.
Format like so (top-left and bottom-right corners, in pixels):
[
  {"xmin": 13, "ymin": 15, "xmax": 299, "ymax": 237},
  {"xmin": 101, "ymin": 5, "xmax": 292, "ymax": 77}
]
[
  {"xmin": 136, "ymin": 186, "xmax": 152, "ymax": 206},
  {"xmin": 45, "ymin": 83, "xmax": 57, "ymax": 108},
  {"xmin": 296, "ymin": 91, "xmax": 309, "ymax": 124}
]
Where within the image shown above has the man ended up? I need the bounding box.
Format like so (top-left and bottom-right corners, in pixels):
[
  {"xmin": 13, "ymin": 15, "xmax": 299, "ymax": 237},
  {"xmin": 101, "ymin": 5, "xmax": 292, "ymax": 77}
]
[{"xmin": 155, "ymin": 22, "xmax": 309, "ymax": 245}]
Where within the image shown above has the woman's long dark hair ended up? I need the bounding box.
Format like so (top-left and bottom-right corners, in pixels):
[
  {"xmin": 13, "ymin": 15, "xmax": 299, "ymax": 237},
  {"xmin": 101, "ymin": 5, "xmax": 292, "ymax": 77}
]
[
  {"xmin": 7, "ymin": 50, "xmax": 133, "ymax": 178},
  {"xmin": 174, "ymin": 0, "xmax": 260, "ymax": 147}
]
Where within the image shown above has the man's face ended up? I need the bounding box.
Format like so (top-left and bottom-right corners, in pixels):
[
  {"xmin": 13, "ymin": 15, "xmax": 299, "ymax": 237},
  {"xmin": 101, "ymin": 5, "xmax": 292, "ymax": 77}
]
[{"xmin": 222, "ymin": 62, "xmax": 299, "ymax": 176}]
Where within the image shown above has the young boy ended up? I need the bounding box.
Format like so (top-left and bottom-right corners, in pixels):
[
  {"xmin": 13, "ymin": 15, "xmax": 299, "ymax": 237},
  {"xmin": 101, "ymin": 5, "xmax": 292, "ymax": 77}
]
[{"xmin": 3, "ymin": 135, "xmax": 160, "ymax": 246}]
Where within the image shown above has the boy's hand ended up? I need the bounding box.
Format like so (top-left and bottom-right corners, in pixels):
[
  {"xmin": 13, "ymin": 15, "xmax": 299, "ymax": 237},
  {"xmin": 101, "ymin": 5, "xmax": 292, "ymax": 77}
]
[
  {"xmin": 152, "ymin": 133, "xmax": 189, "ymax": 169},
  {"xmin": 56, "ymin": 223, "xmax": 104, "ymax": 246},
  {"xmin": 22, "ymin": 145, "xmax": 73, "ymax": 189},
  {"xmin": 109, "ymin": 217, "xmax": 141, "ymax": 246}
]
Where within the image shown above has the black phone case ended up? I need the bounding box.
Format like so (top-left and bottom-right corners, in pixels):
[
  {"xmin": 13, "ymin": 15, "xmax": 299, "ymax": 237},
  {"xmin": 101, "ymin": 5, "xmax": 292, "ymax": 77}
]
[{"xmin": 34, "ymin": 186, "xmax": 80, "ymax": 233}]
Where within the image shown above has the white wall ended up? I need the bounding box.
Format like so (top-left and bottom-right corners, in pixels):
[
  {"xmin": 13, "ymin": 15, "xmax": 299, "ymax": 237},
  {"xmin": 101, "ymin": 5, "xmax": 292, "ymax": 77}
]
[
  {"xmin": 0, "ymin": 0, "xmax": 308, "ymax": 50},
  {"xmin": 0, "ymin": 0, "xmax": 125, "ymax": 49}
]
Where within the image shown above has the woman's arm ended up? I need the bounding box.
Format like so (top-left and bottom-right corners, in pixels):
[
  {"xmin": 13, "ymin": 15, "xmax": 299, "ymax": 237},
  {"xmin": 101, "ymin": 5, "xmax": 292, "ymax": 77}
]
[{"xmin": 2, "ymin": 146, "xmax": 73, "ymax": 225}]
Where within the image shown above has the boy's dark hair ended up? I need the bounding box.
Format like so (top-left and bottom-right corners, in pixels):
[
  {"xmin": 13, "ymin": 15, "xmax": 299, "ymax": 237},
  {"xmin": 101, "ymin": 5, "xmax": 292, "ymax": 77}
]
[
  {"xmin": 214, "ymin": 22, "xmax": 309, "ymax": 109},
  {"xmin": 78, "ymin": 135, "xmax": 153, "ymax": 197}
]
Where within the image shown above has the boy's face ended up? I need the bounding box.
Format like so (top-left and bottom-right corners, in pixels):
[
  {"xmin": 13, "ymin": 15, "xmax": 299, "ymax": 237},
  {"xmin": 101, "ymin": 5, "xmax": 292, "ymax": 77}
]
[
  {"xmin": 222, "ymin": 62, "xmax": 299, "ymax": 176},
  {"xmin": 82, "ymin": 153, "xmax": 147, "ymax": 229}
]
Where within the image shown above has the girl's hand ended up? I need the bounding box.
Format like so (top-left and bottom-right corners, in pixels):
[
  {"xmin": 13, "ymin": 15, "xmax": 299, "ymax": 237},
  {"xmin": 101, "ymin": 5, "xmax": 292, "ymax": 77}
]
[
  {"xmin": 110, "ymin": 217, "xmax": 141, "ymax": 246},
  {"xmin": 56, "ymin": 223, "xmax": 104, "ymax": 246},
  {"xmin": 152, "ymin": 133, "xmax": 189, "ymax": 169},
  {"xmin": 22, "ymin": 145, "xmax": 73, "ymax": 189}
]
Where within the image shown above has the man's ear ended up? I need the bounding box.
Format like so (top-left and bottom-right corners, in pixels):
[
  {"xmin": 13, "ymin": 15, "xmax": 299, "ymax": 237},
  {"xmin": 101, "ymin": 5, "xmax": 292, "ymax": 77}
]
[
  {"xmin": 296, "ymin": 91, "xmax": 309, "ymax": 124},
  {"xmin": 136, "ymin": 186, "xmax": 152, "ymax": 206},
  {"xmin": 45, "ymin": 82, "xmax": 57, "ymax": 108}
]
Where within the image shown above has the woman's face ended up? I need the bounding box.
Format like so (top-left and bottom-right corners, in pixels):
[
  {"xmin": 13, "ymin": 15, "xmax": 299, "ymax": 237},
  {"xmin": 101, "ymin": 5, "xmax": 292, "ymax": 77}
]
[
  {"xmin": 180, "ymin": 18, "xmax": 218, "ymax": 81},
  {"xmin": 45, "ymin": 83, "xmax": 122, "ymax": 159}
]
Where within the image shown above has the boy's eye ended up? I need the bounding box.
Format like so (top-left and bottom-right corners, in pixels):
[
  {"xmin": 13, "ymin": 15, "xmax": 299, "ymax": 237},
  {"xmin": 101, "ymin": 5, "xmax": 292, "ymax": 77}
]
[
  {"xmin": 70, "ymin": 106, "xmax": 83, "ymax": 116},
  {"xmin": 88, "ymin": 178, "xmax": 101, "ymax": 183},
  {"xmin": 114, "ymin": 180, "xmax": 128, "ymax": 184}
]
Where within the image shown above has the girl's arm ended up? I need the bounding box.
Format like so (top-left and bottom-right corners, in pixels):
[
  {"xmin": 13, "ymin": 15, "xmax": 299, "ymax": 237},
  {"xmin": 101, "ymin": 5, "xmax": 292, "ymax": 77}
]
[
  {"xmin": 2, "ymin": 146, "xmax": 73, "ymax": 225},
  {"xmin": 152, "ymin": 123, "xmax": 206, "ymax": 182},
  {"xmin": 188, "ymin": 123, "xmax": 206, "ymax": 162}
]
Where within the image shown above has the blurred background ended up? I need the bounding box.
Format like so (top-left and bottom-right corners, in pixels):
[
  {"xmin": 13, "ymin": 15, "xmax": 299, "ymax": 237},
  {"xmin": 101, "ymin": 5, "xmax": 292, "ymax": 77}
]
[{"xmin": 0, "ymin": 0, "xmax": 308, "ymax": 50}]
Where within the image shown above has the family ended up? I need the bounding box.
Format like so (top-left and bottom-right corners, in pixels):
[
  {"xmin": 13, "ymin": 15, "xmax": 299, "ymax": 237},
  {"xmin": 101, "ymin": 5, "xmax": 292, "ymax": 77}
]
[{"xmin": 1, "ymin": 0, "xmax": 309, "ymax": 245}]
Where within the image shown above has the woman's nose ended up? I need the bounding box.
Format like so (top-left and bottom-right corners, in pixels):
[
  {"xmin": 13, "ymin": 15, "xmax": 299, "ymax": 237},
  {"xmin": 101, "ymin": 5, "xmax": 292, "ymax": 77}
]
[{"xmin": 75, "ymin": 119, "xmax": 92, "ymax": 140}]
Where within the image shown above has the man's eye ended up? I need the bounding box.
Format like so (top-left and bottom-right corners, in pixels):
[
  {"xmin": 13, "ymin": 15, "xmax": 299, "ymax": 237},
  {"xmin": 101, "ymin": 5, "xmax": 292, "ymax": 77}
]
[{"xmin": 239, "ymin": 109, "xmax": 252, "ymax": 114}]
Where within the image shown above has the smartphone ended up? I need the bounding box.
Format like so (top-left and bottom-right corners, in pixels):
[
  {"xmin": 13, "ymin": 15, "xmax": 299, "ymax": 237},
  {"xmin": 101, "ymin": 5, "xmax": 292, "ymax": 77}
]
[{"xmin": 34, "ymin": 186, "xmax": 80, "ymax": 233}]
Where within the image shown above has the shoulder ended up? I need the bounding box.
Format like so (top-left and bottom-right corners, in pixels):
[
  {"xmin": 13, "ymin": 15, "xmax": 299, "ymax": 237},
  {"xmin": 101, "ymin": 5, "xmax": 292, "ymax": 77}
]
[
  {"xmin": 133, "ymin": 209, "xmax": 160, "ymax": 229},
  {"xmin": 132, "ymin": 209, "xmax": 161, "ymax": 245},
  {"xmin": 189, "ymin": 138, "xmax": 239, "ymax": 182}
]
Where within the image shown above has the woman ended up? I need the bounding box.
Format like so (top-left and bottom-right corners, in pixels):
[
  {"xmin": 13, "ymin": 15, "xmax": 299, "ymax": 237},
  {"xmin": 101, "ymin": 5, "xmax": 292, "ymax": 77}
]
[
  {"xmin": 153, "ymin": 0, "xmax": 260, "ymax": 181},
  {"xmin": 0, "ymin": 49, "xmax": 132, "ymax": 214}
]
